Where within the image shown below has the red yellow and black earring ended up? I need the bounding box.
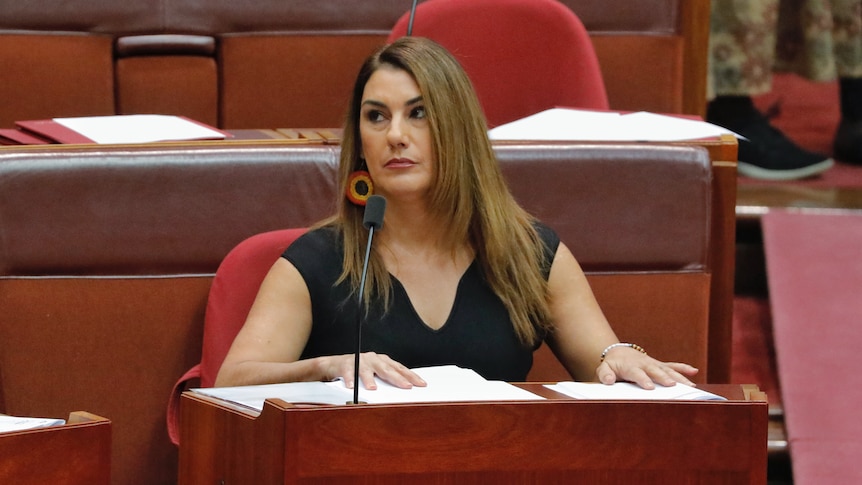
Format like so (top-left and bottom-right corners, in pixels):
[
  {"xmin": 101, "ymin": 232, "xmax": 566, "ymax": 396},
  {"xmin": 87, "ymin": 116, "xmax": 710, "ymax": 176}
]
[{"xmin": 346, "ymin": 170, "xmax": 373, "ymax": 206}]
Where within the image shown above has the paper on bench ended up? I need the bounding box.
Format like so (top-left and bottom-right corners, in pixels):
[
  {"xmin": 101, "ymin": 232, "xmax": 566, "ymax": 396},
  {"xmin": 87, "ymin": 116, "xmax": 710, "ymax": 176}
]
[
  {"xmin": 51, "ymin": 114, "xmax": 230, "ymax": 144},
  {"xmin": 336, "ymin": 365, "xmax": 544, "ymax": 404},
  {"xmin": 546, "ymin": 381, "xmax": 726, "ymax": 401},
  {"xmin": 488, "ymin": 108, "xmax": 739, "ymax": 142},
  {"xmin": 193, "ymin": 365, "xmax": 543, "ymax": 412},
  {"xmin": 0, "ymin": 415, "xmax": 65, "ymax": 433}
]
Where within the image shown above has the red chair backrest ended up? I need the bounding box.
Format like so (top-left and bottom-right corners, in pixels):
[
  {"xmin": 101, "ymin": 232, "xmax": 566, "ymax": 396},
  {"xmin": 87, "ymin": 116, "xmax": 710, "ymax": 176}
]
[
  {"xmin": 388, "ymin": 0, "xmax": 609, "ymax": 128},
  {"xmin": 167, "ymin": 228, "xmax": 307, "ymax": 445}
]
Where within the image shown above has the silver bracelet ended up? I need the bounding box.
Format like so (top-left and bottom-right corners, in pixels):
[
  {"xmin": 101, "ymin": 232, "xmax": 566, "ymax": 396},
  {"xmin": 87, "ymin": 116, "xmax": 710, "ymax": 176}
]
[{"xmin": 600, "ymin": 342, "xmax": 647, "ymax": 362}]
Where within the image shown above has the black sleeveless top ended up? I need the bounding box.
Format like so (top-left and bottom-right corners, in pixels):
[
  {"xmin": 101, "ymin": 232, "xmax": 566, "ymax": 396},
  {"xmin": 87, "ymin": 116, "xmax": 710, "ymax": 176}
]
[{"xmin": 282, "ymin": 222, "xmax": 560, "ymax": 381}]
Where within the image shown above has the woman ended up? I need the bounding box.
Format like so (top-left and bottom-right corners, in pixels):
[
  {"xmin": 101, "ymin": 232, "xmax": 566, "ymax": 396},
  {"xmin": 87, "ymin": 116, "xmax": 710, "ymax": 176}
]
[{"xmin": 216, "ymin": 37, "xmax": 698, "ymax": 391}]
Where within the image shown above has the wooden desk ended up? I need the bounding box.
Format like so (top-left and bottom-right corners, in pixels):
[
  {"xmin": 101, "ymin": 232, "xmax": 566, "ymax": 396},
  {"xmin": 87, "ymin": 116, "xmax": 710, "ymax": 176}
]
[
  {"xmin": 0, "ymin": 411, "xmax": 111, "ymax": 485},
  {"xmin": 677, "ymin": 134, "xmax": 739, "ymax": 383},
  {"xmin": 178, "ymin": 384, "xmax": 767, "ymax": 485}
]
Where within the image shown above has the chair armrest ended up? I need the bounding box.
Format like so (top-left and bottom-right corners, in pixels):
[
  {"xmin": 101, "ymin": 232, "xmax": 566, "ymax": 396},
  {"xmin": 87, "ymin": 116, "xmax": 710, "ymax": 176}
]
[{"xmin": 166, "ymin": 364, "xmax": 201, "ymax": 446}]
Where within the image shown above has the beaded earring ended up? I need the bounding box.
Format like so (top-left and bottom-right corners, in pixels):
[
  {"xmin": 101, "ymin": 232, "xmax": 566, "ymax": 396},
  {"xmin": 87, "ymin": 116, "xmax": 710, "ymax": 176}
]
[{"xmin": 346, "ymin": 170, "xmax": 374, "ymax": 206}]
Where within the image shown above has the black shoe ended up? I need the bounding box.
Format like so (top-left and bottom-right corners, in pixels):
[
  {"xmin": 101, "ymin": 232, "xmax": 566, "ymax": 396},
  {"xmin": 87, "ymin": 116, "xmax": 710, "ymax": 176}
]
[
  {"xmin": 833, "ymin": 118, "xmax": 862, "ymax": 165},
  {"xmin": 707, "ymin": 97, "xmax": 833, "ymax": 181}
]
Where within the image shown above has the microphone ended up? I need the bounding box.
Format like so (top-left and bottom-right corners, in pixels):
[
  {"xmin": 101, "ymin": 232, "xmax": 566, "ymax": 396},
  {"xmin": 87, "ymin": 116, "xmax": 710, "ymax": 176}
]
[
  {"xmin": 363, "ymin": 194, "xmax": 387, "ymax": 231},
  {"xmin": 353, "ymin": 195, "xmax": 386, "ymax": 404},
  {"xmin": 407, "ymin": 0, "xmax": 419, "ymax": 36}
]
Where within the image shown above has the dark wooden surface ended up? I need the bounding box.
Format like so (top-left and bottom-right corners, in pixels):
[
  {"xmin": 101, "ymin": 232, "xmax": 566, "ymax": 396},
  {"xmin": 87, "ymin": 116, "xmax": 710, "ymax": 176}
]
[
  {"xmin": 0, "ymin": 411, "xmax": 111, "ymax": 485},
  {"xmin": 178, "ymin": 384, "xmax": 767, "ymax": 485}
]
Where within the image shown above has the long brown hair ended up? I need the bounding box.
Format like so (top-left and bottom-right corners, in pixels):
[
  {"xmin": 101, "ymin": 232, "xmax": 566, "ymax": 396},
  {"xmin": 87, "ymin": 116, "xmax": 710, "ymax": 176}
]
[{"xmin": 329, "ymin": 37, "xmax": 551, "ymax": 346}]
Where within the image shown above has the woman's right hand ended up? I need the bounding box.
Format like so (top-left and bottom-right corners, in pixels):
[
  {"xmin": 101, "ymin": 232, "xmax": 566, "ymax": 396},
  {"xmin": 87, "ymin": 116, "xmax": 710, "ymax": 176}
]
[{"xmin": 319, "ymin": 352, "xmax": 427, "ymax": 390}]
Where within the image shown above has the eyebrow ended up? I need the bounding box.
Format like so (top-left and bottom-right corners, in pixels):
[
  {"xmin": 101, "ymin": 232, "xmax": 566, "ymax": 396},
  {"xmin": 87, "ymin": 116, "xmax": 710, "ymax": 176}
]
[{"xmin": 361, "ymin": 95, "xmax": 424, "ymax": 109}]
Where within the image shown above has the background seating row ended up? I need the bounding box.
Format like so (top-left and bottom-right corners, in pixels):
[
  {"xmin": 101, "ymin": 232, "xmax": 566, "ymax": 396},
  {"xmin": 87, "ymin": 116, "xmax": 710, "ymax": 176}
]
[{"xmin": 0, "ymin": 0, "xmax": 709, "ymax": 129}]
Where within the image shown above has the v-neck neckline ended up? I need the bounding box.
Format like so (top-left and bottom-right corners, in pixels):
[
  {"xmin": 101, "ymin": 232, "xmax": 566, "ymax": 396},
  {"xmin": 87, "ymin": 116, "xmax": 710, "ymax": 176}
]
[{"xmin": 388, "ymin": 259, "xmax": 477, "ymax": 332}]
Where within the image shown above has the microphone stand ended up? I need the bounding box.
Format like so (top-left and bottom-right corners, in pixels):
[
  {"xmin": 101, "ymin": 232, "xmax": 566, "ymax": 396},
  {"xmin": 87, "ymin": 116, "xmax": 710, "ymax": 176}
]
[
  {"xmin": 353, "ymin": 223, "xmax": 377, "ymax": 405},
  {"xmin": 352, "ymin": 195, "xmax": 386, "ymax": 405},
  {"xmin": 407, "ymin": 0, "xmax": 419, "ymax": 36}
]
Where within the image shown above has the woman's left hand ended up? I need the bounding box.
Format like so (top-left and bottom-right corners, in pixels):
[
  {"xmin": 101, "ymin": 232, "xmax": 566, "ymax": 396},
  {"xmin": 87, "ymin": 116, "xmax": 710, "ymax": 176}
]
[{"xmin": 595, "ymin": 345, "xmax": 699, "ymax": 389}]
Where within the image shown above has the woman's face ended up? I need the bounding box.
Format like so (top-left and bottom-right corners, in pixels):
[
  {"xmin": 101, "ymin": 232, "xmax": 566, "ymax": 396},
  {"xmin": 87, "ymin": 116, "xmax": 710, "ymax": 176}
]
[{"xmin": 359, "ymin": 65, "xmax": 436, "ymax": 203}]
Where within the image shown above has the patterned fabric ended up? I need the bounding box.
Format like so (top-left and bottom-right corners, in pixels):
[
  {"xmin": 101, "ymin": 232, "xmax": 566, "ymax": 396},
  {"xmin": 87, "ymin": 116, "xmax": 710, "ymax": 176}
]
[{"xmin": 710, "ymin": 0, "xmax": 862, "ymax": 97}]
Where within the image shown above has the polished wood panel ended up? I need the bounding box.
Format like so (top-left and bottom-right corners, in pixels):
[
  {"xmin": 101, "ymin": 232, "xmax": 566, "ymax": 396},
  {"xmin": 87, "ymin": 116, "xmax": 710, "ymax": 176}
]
[
  {"xmin": 669, "ymin": 134, "xmax": 739, "ymax": 383},
  {"xmin": 178, "ymin": 385, "xmax": 767, "ymax": 485},
  {"xmin": 680, "ymin": 0, "xmax": 711, "ymax": 118},
  {"xmin": 0, "ymin": 412, "xmax": 111, "ymax": 485}
]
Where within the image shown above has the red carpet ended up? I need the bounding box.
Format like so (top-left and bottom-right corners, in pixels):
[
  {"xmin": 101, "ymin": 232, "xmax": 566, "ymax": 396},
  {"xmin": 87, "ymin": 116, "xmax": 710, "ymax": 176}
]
[
  {"xmin": 731, "ymin": 296, "xmax": 780, "ymax": 405},
  {"xmin": 761, "ymin": 211, "xmax": 862, "ymax": 484}
]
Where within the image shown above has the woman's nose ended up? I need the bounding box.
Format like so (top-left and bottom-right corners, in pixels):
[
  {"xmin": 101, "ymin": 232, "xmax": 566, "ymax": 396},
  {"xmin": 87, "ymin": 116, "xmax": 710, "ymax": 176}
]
[{"xmin": 387, "ymin": 117, "xmax": 408, "ymax": 147}]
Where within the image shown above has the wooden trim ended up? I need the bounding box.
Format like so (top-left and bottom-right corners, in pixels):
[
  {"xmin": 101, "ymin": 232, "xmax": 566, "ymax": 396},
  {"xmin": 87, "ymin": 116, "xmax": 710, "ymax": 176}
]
[{"xmin": 680, "ymin": 0, "xmax": 711, "ymax": 117}]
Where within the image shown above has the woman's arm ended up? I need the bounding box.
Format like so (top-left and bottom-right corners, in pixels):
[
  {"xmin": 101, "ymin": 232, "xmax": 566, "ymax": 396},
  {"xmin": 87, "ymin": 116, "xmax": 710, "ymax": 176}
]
[
  {"xmin": 215, "ymin": 258, "xmax": 425, "ymax": 389},
  {"xmin": 215, "ymin": 258, "xmax": 320, "ymax": 387},
  {"xmin": 544, "ymin": 243, "xmax": 698, "ymax": 388}
]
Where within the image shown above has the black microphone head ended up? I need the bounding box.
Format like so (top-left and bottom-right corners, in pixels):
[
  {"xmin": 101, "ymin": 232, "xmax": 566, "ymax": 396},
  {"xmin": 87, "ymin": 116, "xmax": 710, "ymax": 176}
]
[{"xmin": 363, "ymin": 195, "xmax": 386, "ymax": 230}]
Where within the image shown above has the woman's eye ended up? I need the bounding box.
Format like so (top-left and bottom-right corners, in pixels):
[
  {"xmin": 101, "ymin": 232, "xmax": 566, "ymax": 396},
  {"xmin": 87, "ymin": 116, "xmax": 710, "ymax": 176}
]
[
  {"xmin": 365, "ymin": 110, "xmax": 386, "ymax": 123},
  {"xmin": 411, "ymin": 106, "xmax": 427, "ymax": 119}
]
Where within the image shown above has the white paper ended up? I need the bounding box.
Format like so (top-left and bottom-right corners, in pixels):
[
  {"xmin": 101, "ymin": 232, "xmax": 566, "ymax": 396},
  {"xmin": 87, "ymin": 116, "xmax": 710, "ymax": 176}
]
[
  {"xmin": 332, "ymin": 366, "xmax": 544, "ymax": 404},
  {"xmin": 545, "ymin": 381, "xmax": 726, "ymax": 401},
  {"xmin": 193, "ymin": 381, "xmax": 355, "ymax": 410},
  {"xmin": 488, "ymin": 108, "xmax": 740, "ymax": 142},
  {"xmin": 193, "ymin": 365, "xmax": 543, "ymax": 412},
  {"xmin": 0, "ymin": 415, "xmax": 65, "ymax": 433},
  {"xmin": 53, "ymin": 114, "xmax": 227, "ymax": 144}
]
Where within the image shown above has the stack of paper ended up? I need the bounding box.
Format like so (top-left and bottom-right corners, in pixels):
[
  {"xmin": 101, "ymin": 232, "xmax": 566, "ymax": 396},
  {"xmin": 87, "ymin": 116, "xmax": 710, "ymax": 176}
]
[
  {"xmin": 488, "ymin": 108, "xmax": 740, "ymax": 142},
  {"xmin": 10, "ymin": 114, "xmax": 231, "ymax": 145},
  {"xmin": 546, "ymin": 381, "xmax": 726, "ymax": 401},
  {"xmin": 0, "ymin": 415, "xmax": 65, "ymax": 433},
  {"xmin": 193, "ymin": 365, "xmax": 544, "ymax": 412}
]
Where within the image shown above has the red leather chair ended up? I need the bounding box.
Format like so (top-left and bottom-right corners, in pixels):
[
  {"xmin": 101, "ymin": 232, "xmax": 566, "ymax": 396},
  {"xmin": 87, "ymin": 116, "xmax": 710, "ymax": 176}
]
[
  {"xmin": 166, "ymin": 228, "xmax": 307, "ymax": 445},
  {"xmin": 388, "ymin": 0, "xmax": 609, "ymax": 128}
]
